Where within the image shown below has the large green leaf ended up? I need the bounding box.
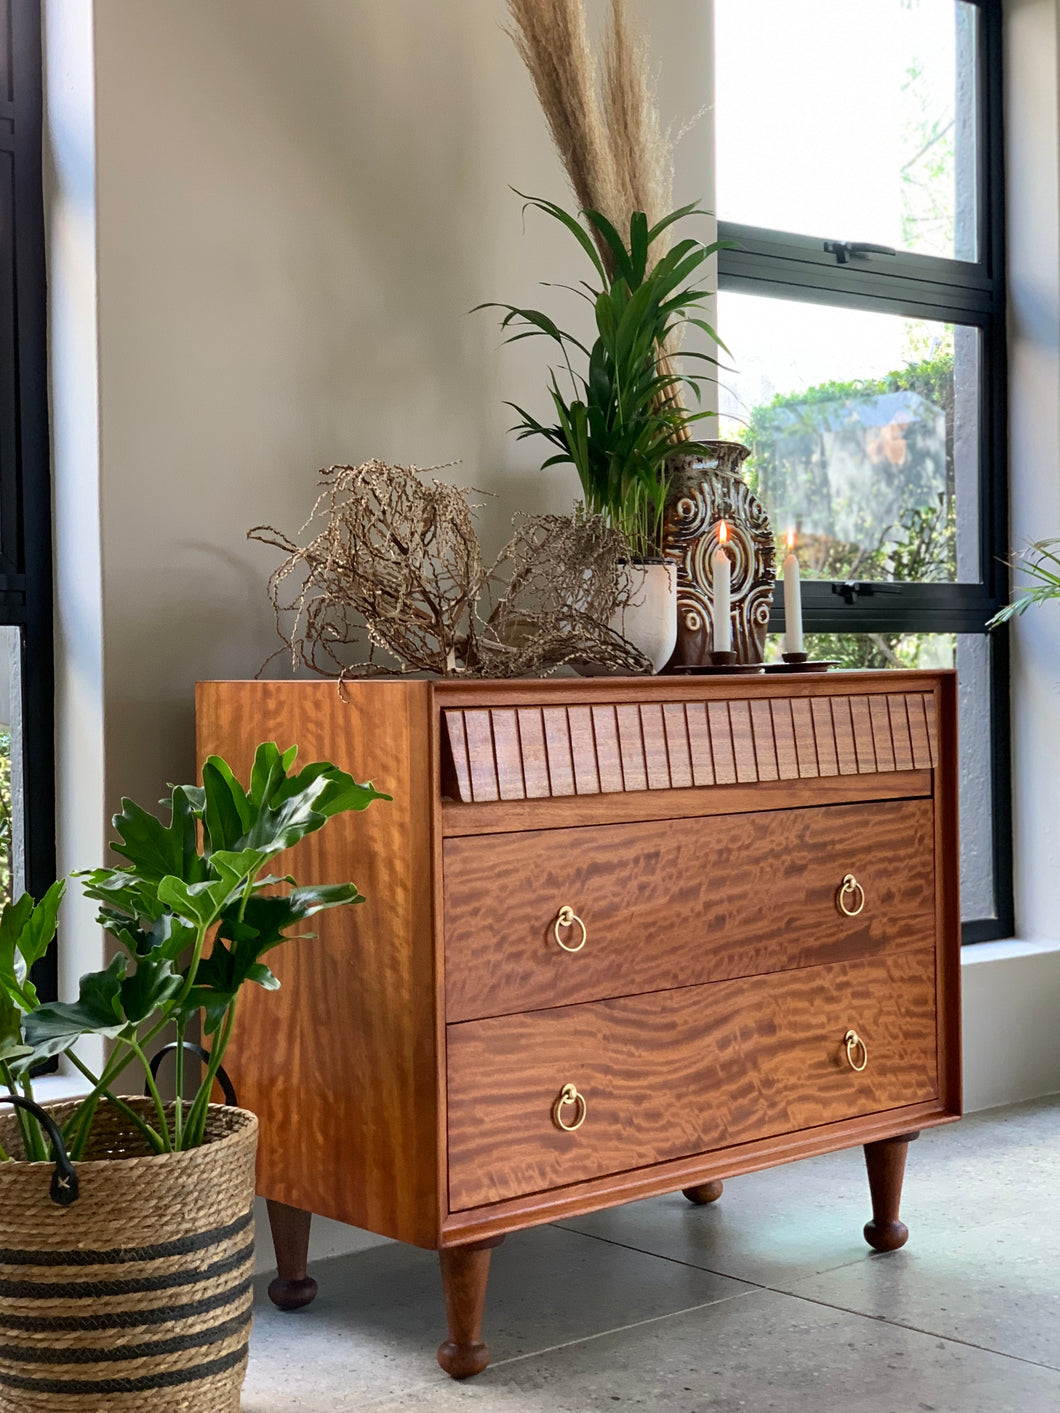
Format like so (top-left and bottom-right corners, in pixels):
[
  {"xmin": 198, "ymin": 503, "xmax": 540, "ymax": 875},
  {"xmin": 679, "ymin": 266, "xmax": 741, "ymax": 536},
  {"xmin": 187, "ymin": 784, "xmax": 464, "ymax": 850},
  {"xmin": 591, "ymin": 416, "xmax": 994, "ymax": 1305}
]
[
  {"xmin": 0, "ymin": 894, "xmax": 34, "ymax": 996},
  {"xmin": 111, "ymin": 788, "xmax": 207, "ymax": 885},
  {"xmin": 0, "ymin": 993, "xmax": 30, "ymax": 1064},
  {"xmin": 156, "ymin": 875, "xmax": 241, "ymax": 930},
  {"xmin": 23, "ymin": 955, "xmax": 131, "ymax": 1060},
  {"xmin": 0, "ymin": 884, "xmax": 65, "ymax": 1010},
  {"xmin": 121, "ymin": 953, "xmax": 182, "ymax": 1024}
]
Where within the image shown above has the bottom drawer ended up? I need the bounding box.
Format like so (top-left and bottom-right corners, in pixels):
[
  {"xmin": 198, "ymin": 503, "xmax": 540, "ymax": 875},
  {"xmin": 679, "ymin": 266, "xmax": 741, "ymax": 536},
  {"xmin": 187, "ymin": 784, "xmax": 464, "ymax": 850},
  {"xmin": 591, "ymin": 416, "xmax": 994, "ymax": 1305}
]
[{"xmin": 446, "ymin": 950, "xmax": 938, "ymax": 1210}]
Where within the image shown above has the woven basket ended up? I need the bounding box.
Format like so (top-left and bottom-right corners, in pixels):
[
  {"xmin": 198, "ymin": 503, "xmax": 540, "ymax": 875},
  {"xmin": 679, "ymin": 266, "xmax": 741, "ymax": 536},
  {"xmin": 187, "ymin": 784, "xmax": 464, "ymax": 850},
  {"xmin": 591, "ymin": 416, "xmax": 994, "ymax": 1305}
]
[{"xmin": 0, "ymin": 1097, "xmax": 258, "ymax": 1413}]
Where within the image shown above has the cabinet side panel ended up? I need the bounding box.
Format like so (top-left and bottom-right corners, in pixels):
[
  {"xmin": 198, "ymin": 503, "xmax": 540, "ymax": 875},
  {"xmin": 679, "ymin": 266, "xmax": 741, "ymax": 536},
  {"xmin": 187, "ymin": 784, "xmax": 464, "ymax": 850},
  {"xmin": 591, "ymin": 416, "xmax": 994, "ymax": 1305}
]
[
  {"xmin": 196, "ymin": 680, "xmax": 440, "ymax": 1247},
  {"xmin": 933, "ymin": 673, "xmax": 962, "ymax": 1114}
]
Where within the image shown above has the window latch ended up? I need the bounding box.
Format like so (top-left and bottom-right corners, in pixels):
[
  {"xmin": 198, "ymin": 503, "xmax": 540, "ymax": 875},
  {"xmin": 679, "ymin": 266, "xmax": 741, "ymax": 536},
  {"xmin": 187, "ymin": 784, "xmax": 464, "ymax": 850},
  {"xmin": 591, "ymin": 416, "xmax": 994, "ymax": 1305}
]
[
  {"xmin": 823, "ymin": 241, "xmax": 898, "ymax": 266},
  {"xmin": 831, "ymin": 581, "xmax": 902, "ymax": 605}
]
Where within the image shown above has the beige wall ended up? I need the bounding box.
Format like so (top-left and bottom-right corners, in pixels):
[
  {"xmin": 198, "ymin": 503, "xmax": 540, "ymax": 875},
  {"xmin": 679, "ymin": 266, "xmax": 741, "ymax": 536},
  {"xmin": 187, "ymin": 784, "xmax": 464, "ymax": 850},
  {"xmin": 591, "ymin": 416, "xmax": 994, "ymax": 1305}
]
[{"xmin": 87, "ymin": 0, "xmax": 713, "ymax": 836}]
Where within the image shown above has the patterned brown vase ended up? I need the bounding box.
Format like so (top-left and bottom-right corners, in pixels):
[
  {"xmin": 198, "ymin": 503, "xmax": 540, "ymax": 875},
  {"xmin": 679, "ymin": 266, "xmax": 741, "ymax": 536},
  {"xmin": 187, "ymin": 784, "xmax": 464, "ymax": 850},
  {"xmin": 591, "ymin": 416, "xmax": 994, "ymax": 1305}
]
[{"xmin": 662, "ymin": 441, "xmax": 777, "ymax": 665}]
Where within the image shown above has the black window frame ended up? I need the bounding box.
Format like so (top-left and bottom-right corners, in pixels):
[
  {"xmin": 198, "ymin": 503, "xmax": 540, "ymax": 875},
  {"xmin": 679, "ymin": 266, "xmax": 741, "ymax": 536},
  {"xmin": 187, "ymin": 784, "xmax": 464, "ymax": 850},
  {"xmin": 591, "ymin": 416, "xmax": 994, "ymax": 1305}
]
[
  {"xmin": 715, "ymin": 0, "xmax": 1011, "ymax": 943},
  {"xmin": 1, "ymin": 0, "xmax": 57, "ymax": 995}
]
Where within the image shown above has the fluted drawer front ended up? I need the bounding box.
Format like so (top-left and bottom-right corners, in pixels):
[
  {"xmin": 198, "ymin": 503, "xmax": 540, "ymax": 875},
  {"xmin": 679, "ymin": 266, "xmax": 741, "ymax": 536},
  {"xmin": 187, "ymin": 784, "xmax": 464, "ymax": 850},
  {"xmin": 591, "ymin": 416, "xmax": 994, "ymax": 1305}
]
[
  {"xmin": 446, "ymin": 949, "xmax": 938, "ymax": 1211},
  {"xmin": 444, "ymin": 798, "xmax": 934, "ymax": 1023},
  {"xmin": 440, "ymin": 692, "xmax": 938, "ymax": 803}
]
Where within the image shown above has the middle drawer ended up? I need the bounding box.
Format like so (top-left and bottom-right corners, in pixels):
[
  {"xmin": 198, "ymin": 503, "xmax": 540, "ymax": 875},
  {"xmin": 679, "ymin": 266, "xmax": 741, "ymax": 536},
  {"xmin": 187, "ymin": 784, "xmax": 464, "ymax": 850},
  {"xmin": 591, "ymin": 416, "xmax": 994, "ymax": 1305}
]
[{"xmin": 444, "ymin": 798, "xmax": 934, "ymax": 1022}]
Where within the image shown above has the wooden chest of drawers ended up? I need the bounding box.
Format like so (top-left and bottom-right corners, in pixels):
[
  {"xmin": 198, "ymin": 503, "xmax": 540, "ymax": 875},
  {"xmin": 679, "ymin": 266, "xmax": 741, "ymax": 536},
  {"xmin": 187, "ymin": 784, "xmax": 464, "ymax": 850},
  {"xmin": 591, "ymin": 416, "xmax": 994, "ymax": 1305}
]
[{"xmin": 197, "ymin": 671, "xmax": 960, "ymax": 1378}]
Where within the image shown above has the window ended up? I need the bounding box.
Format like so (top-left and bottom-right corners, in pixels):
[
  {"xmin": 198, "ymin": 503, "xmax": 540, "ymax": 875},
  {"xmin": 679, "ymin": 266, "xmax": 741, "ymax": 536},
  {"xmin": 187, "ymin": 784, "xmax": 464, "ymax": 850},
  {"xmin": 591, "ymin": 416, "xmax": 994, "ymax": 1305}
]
[
  {"xmin": 713, "ymin": 0, "xmax": 1009, "ymax": 941},
  {"xmin": 0, "ymin": 1, "xmax": 56, "ymax": 989}
]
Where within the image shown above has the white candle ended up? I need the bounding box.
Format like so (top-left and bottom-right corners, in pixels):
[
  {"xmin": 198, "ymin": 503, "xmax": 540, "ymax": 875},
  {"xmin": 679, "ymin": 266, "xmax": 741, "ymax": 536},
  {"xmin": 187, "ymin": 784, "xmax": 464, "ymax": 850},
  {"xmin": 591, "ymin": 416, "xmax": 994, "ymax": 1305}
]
[
  {"xmin": 713, "ymin": 522, "xmax": 732, "ymax": 654},
  {"xmin": 783, "ymin": 530, "xmax": 804, "ymax": 655}
]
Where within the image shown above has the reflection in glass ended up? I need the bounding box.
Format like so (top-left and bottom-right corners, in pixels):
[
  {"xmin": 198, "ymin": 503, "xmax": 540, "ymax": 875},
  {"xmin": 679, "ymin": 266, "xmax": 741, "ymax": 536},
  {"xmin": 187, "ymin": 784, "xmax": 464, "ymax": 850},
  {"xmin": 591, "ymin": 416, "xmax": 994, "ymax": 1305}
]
[
  {"xmin": 718, "ymin": 293, "xmax": 980, "ymax": 584},
  {"xmin": 715, "ymin": 0, "xmax": 979, "ymax": 261},
  {"xmin": 790, "ymin": 632, "xmax": 994, "ymax": 923}
]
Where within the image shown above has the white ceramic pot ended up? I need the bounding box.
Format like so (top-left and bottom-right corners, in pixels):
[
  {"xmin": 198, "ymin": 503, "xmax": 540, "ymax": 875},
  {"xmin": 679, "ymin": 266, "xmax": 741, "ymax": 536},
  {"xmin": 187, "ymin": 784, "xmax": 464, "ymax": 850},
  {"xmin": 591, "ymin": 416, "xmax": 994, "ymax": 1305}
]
[{"xmin": 609, "ymin": 560, "xmax": 678, "ymax": 673}]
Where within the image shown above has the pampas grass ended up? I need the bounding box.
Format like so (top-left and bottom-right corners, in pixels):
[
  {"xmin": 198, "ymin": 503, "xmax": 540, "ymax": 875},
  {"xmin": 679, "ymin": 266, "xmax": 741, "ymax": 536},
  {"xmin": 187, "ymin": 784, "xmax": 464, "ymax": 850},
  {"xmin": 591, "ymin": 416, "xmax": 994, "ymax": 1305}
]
[
  {"xmin": 506, "ymin": 0, "xmax": 692, "ymax": 436},
  {"xmin": 506, "ymin": 0, "xmax": 674, "ymax": 273}
]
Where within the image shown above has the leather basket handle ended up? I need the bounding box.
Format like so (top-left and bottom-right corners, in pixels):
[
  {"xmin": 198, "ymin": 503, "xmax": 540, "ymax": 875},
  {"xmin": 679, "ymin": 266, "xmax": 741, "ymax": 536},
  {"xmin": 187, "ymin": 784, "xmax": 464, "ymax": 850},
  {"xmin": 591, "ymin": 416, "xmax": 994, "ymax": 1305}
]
[
  {"xmin": 0, "ymin": 1093, "xmax": 80, "ymax": 1206},
  {"xmin": 146, "ymin": 1042, "xmax": 239, "ymax": 1107}
]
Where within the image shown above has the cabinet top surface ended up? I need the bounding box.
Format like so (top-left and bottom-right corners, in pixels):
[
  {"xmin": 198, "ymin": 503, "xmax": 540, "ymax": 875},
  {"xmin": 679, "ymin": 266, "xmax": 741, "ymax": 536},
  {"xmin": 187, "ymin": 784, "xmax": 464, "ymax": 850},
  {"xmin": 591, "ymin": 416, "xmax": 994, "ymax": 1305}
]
[{"xmin": 199, "ymin": 669, "xmax": 952, "ymax": 704}]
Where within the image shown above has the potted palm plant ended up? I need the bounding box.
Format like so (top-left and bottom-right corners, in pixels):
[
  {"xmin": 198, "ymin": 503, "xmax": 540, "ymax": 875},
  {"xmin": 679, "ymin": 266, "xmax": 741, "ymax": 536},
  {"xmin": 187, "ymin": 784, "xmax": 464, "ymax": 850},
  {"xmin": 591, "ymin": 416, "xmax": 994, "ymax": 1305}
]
[
  {"xmin": 0, "ymin": 742, "xmax": 387, "ymax": 1411},
  {"xmin": 490, "ymin": 0, "xmax": 726, "ymax": 670},
  {"xmin": 989, "ymin": 539, "xmax": 1060, "ymax": 625},
  {"xmin": 481, "ymin": 193, "xmax": 722, "ymax": 669}
]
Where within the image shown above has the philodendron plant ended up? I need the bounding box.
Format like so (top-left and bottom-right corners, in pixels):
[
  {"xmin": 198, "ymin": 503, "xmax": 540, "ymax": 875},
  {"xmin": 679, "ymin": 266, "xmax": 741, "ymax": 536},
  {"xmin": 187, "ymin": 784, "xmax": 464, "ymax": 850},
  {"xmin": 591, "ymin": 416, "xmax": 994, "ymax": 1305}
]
[{"xmin": 0, "ymin": 742, "xmax": 388, "ymax": 1163}]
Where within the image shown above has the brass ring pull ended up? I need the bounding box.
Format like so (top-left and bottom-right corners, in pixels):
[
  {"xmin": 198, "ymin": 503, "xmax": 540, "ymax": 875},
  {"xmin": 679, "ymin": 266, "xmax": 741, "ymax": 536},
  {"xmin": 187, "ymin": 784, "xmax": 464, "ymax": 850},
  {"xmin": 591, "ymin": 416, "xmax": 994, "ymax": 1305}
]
[
  {"xmin": 553, "ymin": 905, "xmax": 587, "ymax": 953},
  {"xmin": 837, "ymin": 873, "xmax": 866, "ymax": 917},
  {"xmin": 844, "ymin": 1029, "xmax": 869, "ymax": 1072},
  {"xmin": 552, "ymin": 1082, "xmax": 587, "ymax": 1131}
]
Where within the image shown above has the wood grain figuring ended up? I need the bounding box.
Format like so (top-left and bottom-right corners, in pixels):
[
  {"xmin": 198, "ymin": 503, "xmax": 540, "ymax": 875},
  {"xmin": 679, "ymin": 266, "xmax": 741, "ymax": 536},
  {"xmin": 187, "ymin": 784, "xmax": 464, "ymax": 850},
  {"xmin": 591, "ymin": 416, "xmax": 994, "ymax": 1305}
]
[
  {"xmin": 750, "ymin": 699, "xmax": 778, "ymax": 781},
  {"xmin": 516, "ymin": 709, "xmax": 550, "ymax": 799},
  {"xmin": 771, "ymin": 699, "xmax": 800, "ymax": 780},
  {"xmin": 464, "ymin": 710, "xmax": 499, "ymax": 803},
  {"xmin": 869, "ymin": 695, "xmax": 896, "ymax": 773},
  {"xmin": 707, "ymin": 701, "xmax": 737, "ymax": 784},
  {"xmin": 445, "ymin": 712, "xmax": 472, "ymax": 803},
  {"xmin": 906, "ymin": 694, "xmax": 930, "ymax": 769},
  {"xmin": 446, "ymin": 949, "xmax": 939, "ymax": 1210},
  {"xmin": 729, "ymin": 700, "xmax": 757, "ymax": 783},
  {"xmin": 932, "ymin": 675, "xmax": 962, "ymax": 1117},
  {"xmin": 568, "ymin": 707, "xmax": 599, "ymax": 796},
  {"xmin": 616, "ymin": 705, "xmax": 648, "ymax": 791},
  {"xmin": 812, "ymin": 698, "xmax": 839, "ymax": 776},
  {"xmin": 440, "ymin": 690, "xmax": 943, "ymax": 804},
  {"xmin": 442, "ymin": 1100, "xmax": 957, "ymax": 1246},
  {"xmin": 591, "ymin": 705, "xmax": 624, "ymax": 793},
  {"xmin": 849, "ymin": 697, "xmax": 876, "ymax": 773},
  {"xmin": 831, "ymin": 697, "xmax": 858, "ymax": 775},
  {"xmin": 196, "ymin": 680, "xmax": 442, "ymax": 1247},
  {"xmin": 888, "ymin": 696, "xmax": 914, "ymax": 772},
  {"xmin": 542, "ymin": 708, "xmax": 575, "ymax": 796},
  {"xmin": 684, "ymin": 703, "xmax": 713, "ymax": 787},
  {"xmin": 662, "ymin": 704, "xmax": 693, "ymax": 789},
  {"xmin": 924, "ymin": 693, "xmax": 940, "ymax": 768},
  {"xmin": 490, "ymin": 710, "xmax": 524, "ymax": 801},
  {"xmin": 641, "ymin": 704, "xmax": 671, "ymax": 790},
  {"xmin": 442, "ymin": 771, "xmax": 933, "ymax": 838},
  {"xmin": 443, "ymin": 799, "xmax": 935, "ymax": 1022}
]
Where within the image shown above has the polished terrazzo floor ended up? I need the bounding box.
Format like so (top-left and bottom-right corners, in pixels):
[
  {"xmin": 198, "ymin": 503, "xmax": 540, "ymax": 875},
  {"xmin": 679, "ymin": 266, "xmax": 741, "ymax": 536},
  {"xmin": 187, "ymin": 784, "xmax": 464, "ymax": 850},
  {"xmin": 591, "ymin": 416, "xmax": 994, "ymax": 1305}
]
[{"xmin": 242, "ymin": 1095, "xmax": 1060, "ymax": 1412}]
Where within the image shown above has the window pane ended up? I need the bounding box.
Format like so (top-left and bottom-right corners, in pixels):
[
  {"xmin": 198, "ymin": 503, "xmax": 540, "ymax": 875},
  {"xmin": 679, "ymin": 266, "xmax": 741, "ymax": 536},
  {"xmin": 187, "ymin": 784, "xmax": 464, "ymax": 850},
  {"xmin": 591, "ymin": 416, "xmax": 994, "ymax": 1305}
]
[
  {"xmin": 715, "ymin": 0, "xmax": 979, "ymax": 261},
  {"xmin": 779, "ymin": 632, "xmax": 994, "ymax": 924},
  {"xmin": 718, "ymin": 291, "xmax": 980, "ymax": 583}
]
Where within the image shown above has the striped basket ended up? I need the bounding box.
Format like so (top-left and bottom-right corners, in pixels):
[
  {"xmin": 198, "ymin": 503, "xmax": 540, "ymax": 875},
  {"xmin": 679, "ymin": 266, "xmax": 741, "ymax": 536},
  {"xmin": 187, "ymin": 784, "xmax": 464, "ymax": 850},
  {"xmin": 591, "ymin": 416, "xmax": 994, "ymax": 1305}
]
[{"xmin": 0, "ymin": 1097, "xmax": 257, "ymax": 1412}]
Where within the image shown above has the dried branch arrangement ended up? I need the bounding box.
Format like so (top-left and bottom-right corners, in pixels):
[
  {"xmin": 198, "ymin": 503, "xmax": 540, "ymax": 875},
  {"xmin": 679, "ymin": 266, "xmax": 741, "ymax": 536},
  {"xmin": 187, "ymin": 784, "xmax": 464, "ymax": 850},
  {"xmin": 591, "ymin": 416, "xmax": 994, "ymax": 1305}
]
[{"xmin": 249, "ymin": 460, "xmax": 651, "ymax": 679}]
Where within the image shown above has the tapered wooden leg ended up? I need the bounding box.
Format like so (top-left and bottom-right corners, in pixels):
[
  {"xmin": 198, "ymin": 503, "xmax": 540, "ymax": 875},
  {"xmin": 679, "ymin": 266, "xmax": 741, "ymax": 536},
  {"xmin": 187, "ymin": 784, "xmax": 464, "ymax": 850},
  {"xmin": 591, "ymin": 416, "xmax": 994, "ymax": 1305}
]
[
  {"xmin": 437, "ymin": 1236, "xmax": 504, "ymax": 1380},
  {"xmin": 682, "ymin": 1180, "xmax": 724, "ymax": 1206},
  {"xmin": 863, "ymin": 1132, "xmax": 920, "ymax": 1252},
  {"xmin": 266, "ymin": 1201, "xmax": 319, "ymax": 1311}
]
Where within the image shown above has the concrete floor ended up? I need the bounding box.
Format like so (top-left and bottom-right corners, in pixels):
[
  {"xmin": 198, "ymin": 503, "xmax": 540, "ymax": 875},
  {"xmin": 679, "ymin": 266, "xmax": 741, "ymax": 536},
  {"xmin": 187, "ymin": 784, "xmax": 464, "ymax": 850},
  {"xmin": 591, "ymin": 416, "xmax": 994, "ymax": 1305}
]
[{"xmin": 242, "ymin": 1095, "xmax": 1060, "ymax": 1412}]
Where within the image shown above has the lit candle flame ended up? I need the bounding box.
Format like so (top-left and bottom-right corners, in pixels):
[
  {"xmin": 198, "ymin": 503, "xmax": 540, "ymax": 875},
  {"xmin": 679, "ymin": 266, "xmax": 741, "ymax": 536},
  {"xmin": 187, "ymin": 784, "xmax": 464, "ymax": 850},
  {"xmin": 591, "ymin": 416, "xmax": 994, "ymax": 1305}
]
[
  {"xmin": 719, "ymin": 521, "xmax": 729, "ymax": 545},
  {"xmin": 786, "ymin": 529, "xmax": 795, "ymax": 552}
]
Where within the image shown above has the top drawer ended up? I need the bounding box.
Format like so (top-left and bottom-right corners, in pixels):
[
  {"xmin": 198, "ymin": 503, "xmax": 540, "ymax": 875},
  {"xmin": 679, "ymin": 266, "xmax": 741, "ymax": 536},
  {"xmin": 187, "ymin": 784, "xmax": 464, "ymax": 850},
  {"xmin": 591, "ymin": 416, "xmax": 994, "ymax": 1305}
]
[{"xmin": 440, "ymin": 691, "xmax": 938, "ymax": 803}]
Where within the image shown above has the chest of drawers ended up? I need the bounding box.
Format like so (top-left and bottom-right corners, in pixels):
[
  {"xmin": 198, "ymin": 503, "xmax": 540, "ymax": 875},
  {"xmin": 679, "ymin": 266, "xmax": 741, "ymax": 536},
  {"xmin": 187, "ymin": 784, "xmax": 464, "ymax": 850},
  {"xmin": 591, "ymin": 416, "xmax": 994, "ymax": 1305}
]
[{"xmin": 196, "ymin": 671, "xmax": 960, "ymax": 1378}]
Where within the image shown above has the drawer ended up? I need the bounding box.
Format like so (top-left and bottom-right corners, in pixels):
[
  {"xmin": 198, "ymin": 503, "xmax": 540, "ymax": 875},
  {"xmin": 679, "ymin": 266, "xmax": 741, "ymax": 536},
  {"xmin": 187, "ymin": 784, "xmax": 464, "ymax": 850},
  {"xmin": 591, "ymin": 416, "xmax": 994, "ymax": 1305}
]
[
  {"xmin": 444, "ymin": 798, "xmax": 934, "ymax": 1022},
  {"xmin": 440, "ymin": 692, "xmax": 938, "ymax": 802},
  {"xmin": 446, "ymin": 949, "xmax": 938, "ymax": 1210}
]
